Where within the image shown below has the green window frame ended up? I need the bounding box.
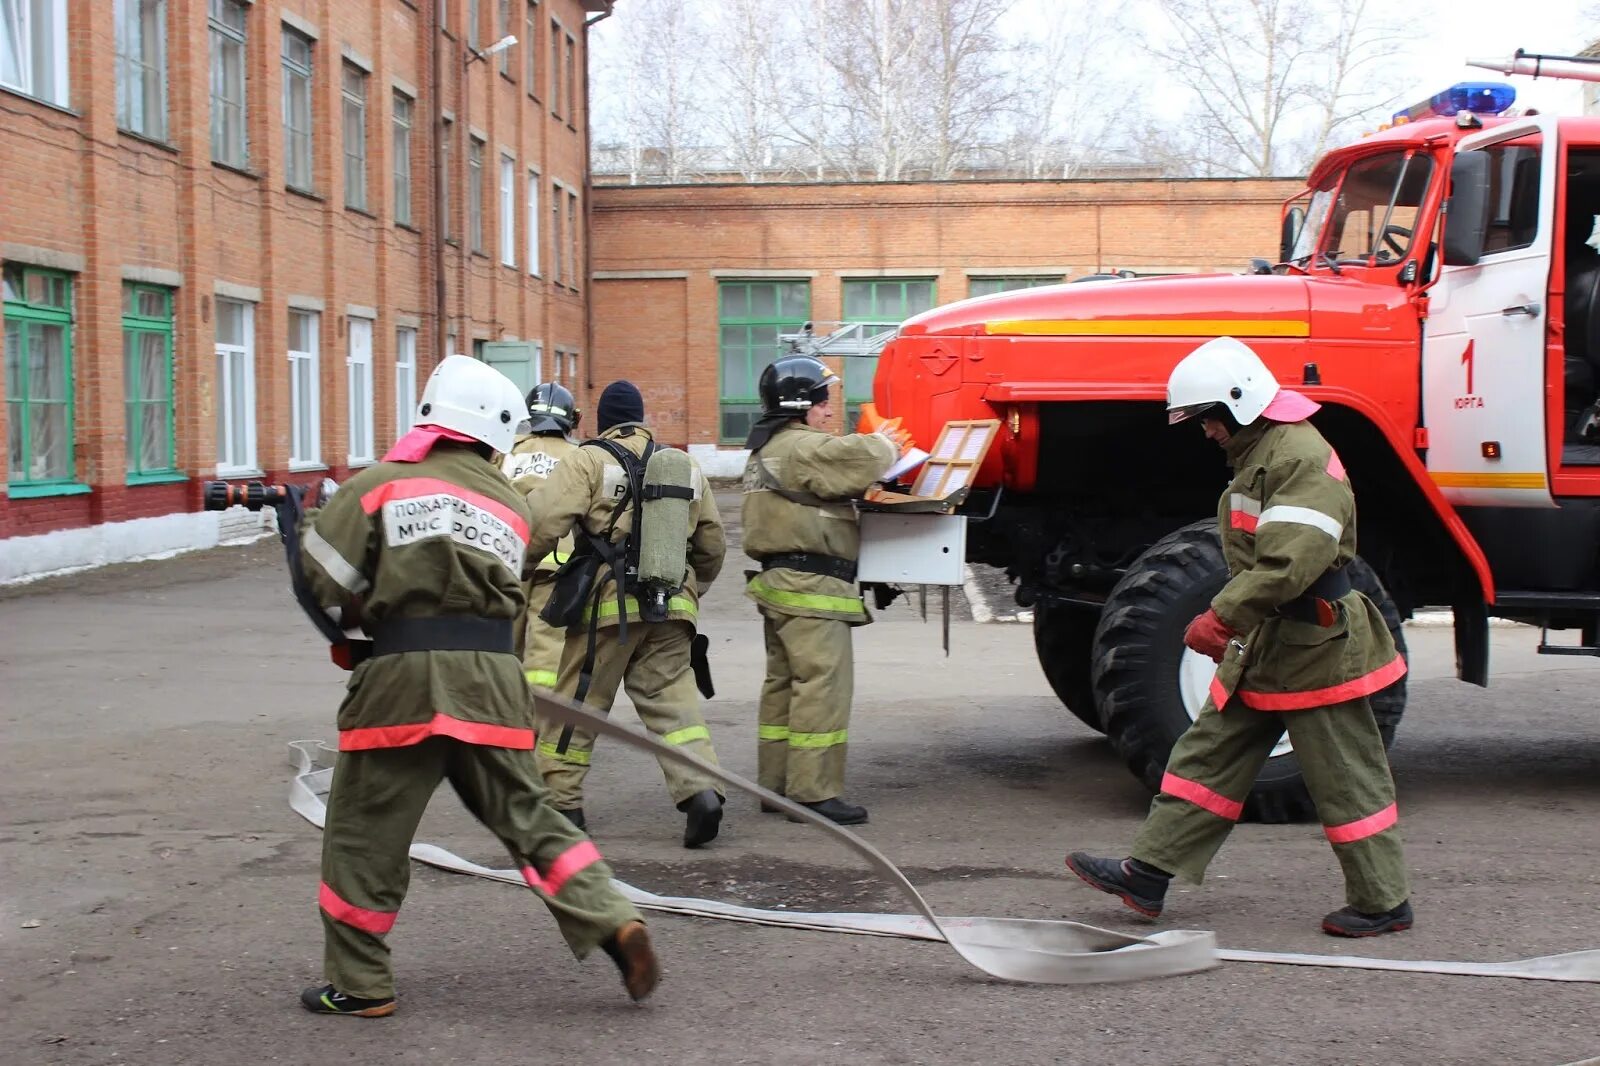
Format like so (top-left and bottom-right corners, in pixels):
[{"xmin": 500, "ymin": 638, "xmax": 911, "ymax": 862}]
[
  {"xmin": 718, "ymin": 280, "xmax": 810, "ymax": 445},
  {"xmin": 122, "ymin": 283, "xmax": 178, "ymax": 481},
  {"xmin": 840, "ymin": 277, "xmax": 936, "ymax": 428},
  {"xmin": 3, "ymin": 264, "xmax": 79, "ymax": 493},
  {"xmin": 968, "ymin": 275, "xmax": 1064, "ymax": 298}
]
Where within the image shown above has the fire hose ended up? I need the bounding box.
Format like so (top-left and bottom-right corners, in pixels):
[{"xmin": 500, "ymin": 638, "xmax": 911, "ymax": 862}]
[{"xmin": 289, "ymin": 692, "xmax": 1600, "ymax": 986}]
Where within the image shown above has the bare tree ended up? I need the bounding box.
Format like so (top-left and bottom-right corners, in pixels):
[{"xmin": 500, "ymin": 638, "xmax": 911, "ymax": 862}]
[
  {"xmin": 1142, "ymin": 0, "xmax": 1406, "ymax": 177},
  {"xmin": 590, "ymin": 0, "xmax": 709, "ymax": 183},
  {"xmin": 704, "ymin": 0, "xmax": 796, "ymax": 181},
  {"xmin": 924, "ymin": 0, "xmax": 1016, "ymax": 178}
]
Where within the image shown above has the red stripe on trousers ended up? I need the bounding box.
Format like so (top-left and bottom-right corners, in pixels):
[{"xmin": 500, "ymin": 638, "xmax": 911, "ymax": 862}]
[
  {"xmin": 1236, "ymin": 654, "xmax": 1407, "ymax": 711},
  {"xmin": 319, "ymin": 881, "xmax": 398, "ymax": 935},
  {"xmin": 358, "ymin": 476, "xmax": 531, "ymax": 542},
  {"xmin": 1209, "ymin": 674, "xmax": 1231, "ymax": 710},
  {"xmin": 1160, "ymin": 771, "xmax": 1244, "ymax": 821},
  {"xmin": 520, "ymin": 840, "xmax": 603, "ymax": 896},
  {"xmin": 339, "ymin": 712, "xmax": 536, "ymax": 751},
  {"xmin": 1325, "ymin": 802, "xmax": 1398, "ymax": 844}
]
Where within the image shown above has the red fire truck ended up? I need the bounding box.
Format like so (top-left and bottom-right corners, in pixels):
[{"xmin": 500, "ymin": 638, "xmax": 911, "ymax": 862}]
[{"xmin": 867, "ymin": 54, "xmax": 1600, "ymax": 821}]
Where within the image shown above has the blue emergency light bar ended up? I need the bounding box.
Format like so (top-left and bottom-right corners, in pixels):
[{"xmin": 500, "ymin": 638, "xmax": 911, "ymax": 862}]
[{"xmin": 1392, "ymin": 82, "xmax": 1516, "ymax": 123}]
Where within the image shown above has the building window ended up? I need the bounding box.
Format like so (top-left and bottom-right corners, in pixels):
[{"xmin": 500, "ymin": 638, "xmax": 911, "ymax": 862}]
[
  {"xmin": 841, "ymin": 278, "xmax": 935, "ymax": 426},
  {"xmin": 207, "ymin": 0, "xmax": 247, "ymax": 165},
  {"xmin": 718, "ymin": 280, "xmax": 809, "ymax": 444},
  {"xmin": 115, "ymin": 0, "xmax": 166, "ymax": 140},
  {"xmin": 496, "ymin": 0, "xmax": 511, "ymax": 75},
  {"xmin": 347, "ymin": 317, "xmax": 374, "ymax": 463},
  {"xmin": 122, "ymin": 284, "xmax": 176, "ymax": 478},
  {"xmin": 564, "ymin": 31, "xmax": 575, "ymax": 125},
  {"xmin": 548, "ymin": 18, "xmax": 561, "ymax": 119},
  {"xmin": 288, "ymin": 309, "xmax": 320, "ymax": 467},
  {"xmin": 968, "ymin": 276, "xmax": 1063, "ymax": 298},
  {"xmin": 468, "ymin": 137, "xmax": 485, "ymax": 253},
  {"xmin": 526, "ymin": 169, "xmax": 540, "ymax": 275},
  {"xmin": 3, "ymin": 264, "xmax": 74, "ymax": 485},
  {"xmin": 549, "ymin": 179, "xmax": 562, "ymax": 285},
  {"xmin": 0, "ymin": 0, "xmax": 68, "ymax": 107},
  {"xmin": 499, "ymin": 155, "xmax": 516, "ymax": 266},
  {"xmin": 342, "ymin": 64, "xmax": 368, "ymax": 210},
  {"xmin": 467, "ymin": 0, "xmax": 479, "ymax": 49},
  {"xmin": 215, "ymin": 297, "xmax": 256, "ymax": 474},
  {"xmin": 392, "ymin": 92, "xmax": 413, "ymax": 225},
  {"xmin": 395, "ymin": 326, "xmax": 417, "ymax": 436},
  {"xmin": 524, "ymin": 0, "xmax": 538, "ymax": 95},
  {"xmin": 440, "ymin": 119, "xmax": 453, "ymax": 239},
  {"xmin": 566, "ymin": 190, "xmax": 578, "ymax": 289},
  {"xmin": 282, "ymin": 27, "xmax": 314, "ymax": 191}
]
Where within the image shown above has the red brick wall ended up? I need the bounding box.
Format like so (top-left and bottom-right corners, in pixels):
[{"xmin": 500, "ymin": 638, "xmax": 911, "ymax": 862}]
[
  {"xmin": 590, "ymin": 177, "xmax": 1304, "ymax": 448},
  {"xmin": 1, "ymin": 0, "xmax": 597, "ymax": 541}
]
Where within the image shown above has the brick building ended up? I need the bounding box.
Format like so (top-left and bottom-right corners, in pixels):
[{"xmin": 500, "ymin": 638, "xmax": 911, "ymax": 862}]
[
  {"xmin": 587, "ymin": 177, "xmax": 1301, "ymax": 475},
  {"xmin": 0, "ymin": 0, "xmax": 608, "ymax": 579}
]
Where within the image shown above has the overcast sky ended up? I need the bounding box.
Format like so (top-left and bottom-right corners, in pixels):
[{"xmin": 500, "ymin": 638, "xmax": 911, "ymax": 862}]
[{"xmin": 1400, "ymin": 0, "xmax": 1592, "ymax": 115}]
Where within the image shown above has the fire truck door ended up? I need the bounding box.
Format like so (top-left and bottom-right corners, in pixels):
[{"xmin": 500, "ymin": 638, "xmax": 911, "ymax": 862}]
[{"xmin": 1422, "ymin": 114, "xmax": 1558, "ymax": 508}]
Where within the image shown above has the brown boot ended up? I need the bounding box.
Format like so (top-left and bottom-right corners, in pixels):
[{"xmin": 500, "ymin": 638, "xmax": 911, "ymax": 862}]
[{"xmin": 601, "ymin": 920, "xmax": 661, "ymax": 1002}]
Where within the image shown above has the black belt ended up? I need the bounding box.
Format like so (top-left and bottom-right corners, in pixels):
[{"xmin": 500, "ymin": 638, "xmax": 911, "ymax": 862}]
[
  {"xmin": 1278, "ymin": 568, "xmax": 1353, "ymax": 623},
  {"xmin": 760, "ymin": 552, "xmax": 858, "ymax": 582},
  {"xmin": 370, "ymin": 616, "xmax": 516, "ymax": 657}
]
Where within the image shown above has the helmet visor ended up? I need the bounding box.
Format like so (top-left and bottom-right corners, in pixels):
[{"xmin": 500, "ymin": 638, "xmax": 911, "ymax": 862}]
[{"xmin": 1167, "ymin": 401, "xmax": 1221, "ymax": 425}]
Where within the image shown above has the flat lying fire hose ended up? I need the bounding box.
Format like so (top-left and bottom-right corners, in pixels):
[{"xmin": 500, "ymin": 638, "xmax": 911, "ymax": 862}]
[{"xmin": 288, "ymin": 690, "xmax": 1600, "ymax": 986}]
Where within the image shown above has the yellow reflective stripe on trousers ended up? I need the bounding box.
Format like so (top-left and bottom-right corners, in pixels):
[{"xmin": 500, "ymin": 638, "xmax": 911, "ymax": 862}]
[
  {"xmin": 525, "ymin": 669, "xmax": 559, "ymax": 688},
  {"xmin": 662, "ymin": 725, "xmax": 710, "ymax": 746},
  {"xmin": 583, "ymin": 594, "xmax": 698, "ymax": 623},
  {"xmin": 789, "ymin": 729, "xmax": 848, "ymax": 749},
  {"xmin": 758, "ymin": 724, "xmax": 790, "ymax": 741},
  {"xmin": 747, "ymin": 577, "xmax": 865, "ymax": 616},
  {"xmin": 537, "ymin": 740, "xmax": 591, "ymax": 765}
]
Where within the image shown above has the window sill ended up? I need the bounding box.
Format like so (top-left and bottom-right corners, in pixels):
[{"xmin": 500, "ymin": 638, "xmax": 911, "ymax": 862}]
[
  {"xmin": 5, "ymin": 481, "xmax": 92, "ymax": 499},
  {"xmin": 288, "ymin": 461, "xmax": 329, "ymax": 473},
  {"xmin": 287, "ymin": 185, "xmax": 324, "ymax": 202},
  {"xmin": 444, "ymin": 237, "xmax": 460, "ymax": 247},
  {"xmin": 216, "ymin": 467, "xmax": 265, "ymax": 481},
  {"xmin": 118, "ymin": 128, "xmax": 179, "ymax": 154},
  {"xmin": 501, "ymin": 260, "xmax": 519, "ymax": 271},
  {"xmin": 396, "ymin": 221, "xmax": 421, "ymax": 234},
  {"xmin": 470, "ymin": 250, "xmax": 491, "ymax": 260},
  {"xmin": 212, "ymin": 159, "xmax": 260, "ymax": 180},
  {"xmin": 500, "ymin": 71, "xmax": 517, "ymax": 85},
  {"xmin": 347, "ymin": 457, "xmax": 376, "ymax": 469},
  {"xmin": 0, "ymin": 85, "xmax": 77, "ymax": 117},
  {"xmin": 346, "ymin": 205, "xmax": 377, "ymax": 219},
  {"xmin": 127, "ymin": 471, "xmax": 188, "ymax": 486}
]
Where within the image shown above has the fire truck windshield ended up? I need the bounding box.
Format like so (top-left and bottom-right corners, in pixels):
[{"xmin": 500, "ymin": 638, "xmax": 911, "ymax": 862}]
[{"xmin": 1294, "ymin": 149, "xmax": 1435, "ymax": 268}]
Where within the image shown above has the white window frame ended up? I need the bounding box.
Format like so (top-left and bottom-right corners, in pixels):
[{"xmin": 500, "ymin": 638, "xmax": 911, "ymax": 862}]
[
  {"xmin": 549, "ymin": 178, "xmax": 563, "ymax": 285},
  {"xmin": 215, "ymin": 298, "xmax": 257, "ymax": 475},
  {"xmin": 115, "ymin": 0, "xmax": 167, "ymax": 140},
  {"xmin": 499, "ymin": 153, "xmax": 516, "ymax": 266},
  {"xmin": 392, "ymin": 91, "xmax": 414, "ymax": 226},
  {"xmin": 207, "ymin": 0, "xmax": 247, "ymax": 166},
  {"xmin": 1, "ymin": 0, "xmax": 69, "ymax": 107},
  {"xmin": 342, "ymin": 63, "xmax": 368, "ymax": 211},
  {"xmin": 395, "ymin": 325, "xmax": 417, "ymax": 436},
  {"xmin": 468, "ymin": 137, "xmax": 485, "ymax": 253},
  {"xmin": 288, "ymin": 309, "xmax": 321, "ymax": 469},
  {"xmin": 526, "ymin": 167, "xmax": 540, "ymax": 276},
  {"xmin": 346, "ymin": 317, "xmax": 374, "ymax": 464},
  {"xmin": 282, "ymin": 26, "xmax": 314, "ymax": 192}
]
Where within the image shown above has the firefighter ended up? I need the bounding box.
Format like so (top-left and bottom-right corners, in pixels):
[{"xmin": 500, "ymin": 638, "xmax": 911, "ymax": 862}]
[
  {"xmin": 1065, "ymin": 337, "xmax": 1413, "ymax": 938},
  {"xmin": 503, "ymin": 382, "xmax": 582, "ymax": 691},
  {"xmin": 524, "ymin": 380, "xmax": 729, "ymax": 848},
  {"xmin": 741, "ymin": 355, "xmax": 899, "ymax": 825},
  {"xmin": 294, "ymin": 356, "xmax": 658, "ymax": 1017}
]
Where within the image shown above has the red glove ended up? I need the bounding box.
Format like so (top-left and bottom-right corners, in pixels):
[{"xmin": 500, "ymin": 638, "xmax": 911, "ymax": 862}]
[{"xmin": 1183, "ymin": 608, "xmax": 1235, "ymax": 663}]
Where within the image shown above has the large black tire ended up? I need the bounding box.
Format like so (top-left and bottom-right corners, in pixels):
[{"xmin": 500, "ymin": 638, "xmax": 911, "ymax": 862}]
[
  {"xmin": 1032, "ymin": 602, "xmax": 1104, "ymax": 732},
  {"xmin": 1090, "ymin": 520, "xmax": 1406, "ymax": 824}
]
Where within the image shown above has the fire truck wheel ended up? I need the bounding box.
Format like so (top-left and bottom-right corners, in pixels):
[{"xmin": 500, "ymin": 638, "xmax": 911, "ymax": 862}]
[
  {"xmin": 1032, "ymin": 602, "xmax": 1105, "ymax": 732},
  {"xmin": 1090, "ymin": 520, "xmax": 1406, "ymax": 824}
]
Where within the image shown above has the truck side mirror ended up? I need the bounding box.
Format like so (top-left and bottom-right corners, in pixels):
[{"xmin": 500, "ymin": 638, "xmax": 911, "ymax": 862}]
[
  {"xmin": 1442, "ymin": 153, "xmax": 1492, "ymax": 266},
  {"xmin": 1279, "ymin": 206, "xmax": 1305, "ymax": 263}
]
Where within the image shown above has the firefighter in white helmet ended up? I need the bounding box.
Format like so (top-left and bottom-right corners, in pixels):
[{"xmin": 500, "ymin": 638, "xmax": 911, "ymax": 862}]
[
  {"xmin": 1066, "ymin": 337, "xmax": 1414, "ymax": 938},
  {"xmin": 295, "ymin": 355, "xmax": 658, "ymax": 1016}
]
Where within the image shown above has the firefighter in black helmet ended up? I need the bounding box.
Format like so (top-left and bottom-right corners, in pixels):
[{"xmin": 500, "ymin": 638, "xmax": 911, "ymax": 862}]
[{"xmin": 741, "ymin": 355, "xmax": 899, "ymax": 825}]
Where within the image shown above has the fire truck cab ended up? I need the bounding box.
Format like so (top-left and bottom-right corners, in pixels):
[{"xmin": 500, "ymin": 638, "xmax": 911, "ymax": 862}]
[{"xmin": 868, "ymin": 66, "xmax": 1600, "ymax": 820}]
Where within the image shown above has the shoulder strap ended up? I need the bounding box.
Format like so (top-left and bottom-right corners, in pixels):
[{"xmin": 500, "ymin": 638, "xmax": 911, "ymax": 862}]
[{"xmin": 753, "ymin": 447, "xmax": 834, "ymax": 508}]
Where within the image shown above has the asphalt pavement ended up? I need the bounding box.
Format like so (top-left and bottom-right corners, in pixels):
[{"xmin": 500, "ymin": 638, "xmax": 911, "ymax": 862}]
[{"xmin": 2, "ymin": 494, "xmax": 1599, "ymax": 1066}]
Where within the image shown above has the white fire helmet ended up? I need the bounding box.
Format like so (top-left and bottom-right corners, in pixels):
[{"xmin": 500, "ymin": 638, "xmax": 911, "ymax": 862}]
[
  {"xmin": 1165, "ymin": 336, "xmax": 1281, "ymax": 426},
  {"xmin": 415, "ymin": 355, "xmax": 528, "ymax": 454}
]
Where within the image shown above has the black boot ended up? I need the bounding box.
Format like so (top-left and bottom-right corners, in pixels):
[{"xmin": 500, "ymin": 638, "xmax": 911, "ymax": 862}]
[
  {"xmin": 600, "ymin": 920, "xmax": 661, "ymax": 1002},
  {"xmin": 786, "ymin": 797, "xmax": 868, "ymax": 826},
  {"xmin": 759, "ymin": 789, "xmax": 785, "ymax": 814},
  {"xmin": 1322, "ymin": 900, "xmax": 1413, "ymax": 937},
  {"xmin": 558, "ymin": 806, "xmax": 586, "ymax": 831},
  {"xmin": 1064, "ymin": 852, "xmax": 1171, "ymax": 918},
  {"xmin": 678, "ymin": 790, "xmax": 724, "ymax": 848},
  {"xmin": 299, "ymin": 983, "xmax": 396, "ymax": 1018}
]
